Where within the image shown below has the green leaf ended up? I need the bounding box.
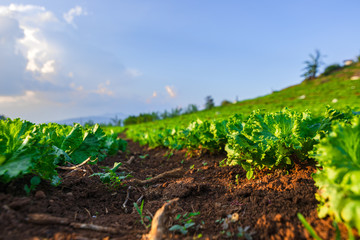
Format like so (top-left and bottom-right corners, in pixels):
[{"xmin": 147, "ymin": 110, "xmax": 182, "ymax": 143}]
[
  {"xmin": 70, "ymin": 132, "xmax": 100, "ymax": 164},
  {"xmin": 30, "ymin": 176, "xmax": 41, "ymax": 185},
  {"xmin": 297, "ymin": 213, "xmax": 322, "ymax": 240},
  {"xmin": 60, "ymin": 124, "xmax": 84, "ymax": 153},
  {"xmin": 314, "ymin": 116, "xmax": 360, "ymax": 232}
]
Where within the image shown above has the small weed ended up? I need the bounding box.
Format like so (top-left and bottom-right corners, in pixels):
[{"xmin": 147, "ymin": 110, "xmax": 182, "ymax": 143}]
[
  {"xmin": 134, "ymin": 200, "xmax": 152, "ymax": 229},
  {"xmin": 196, "ymin": 233, "xmax": 203, "ymax": 238},
  {"xmin": 297, "ymin": 213, "xmax": 347, "ymax": 240},
  {"xmin": 90, "ymin": 162, "xmax": 132, "ymax": 190},
  {"xmin": 216, "ymin": 213, "xmax": 253, "ymax": 239},
  {"xmin": 169, "ymin": 212, "xmax": 201, "ymax": 235},
  {"xmin": 297, "ymin": 213, "xmax": 322, "ymax": 240},
  {"xmin": 219, "ymin": 158, "xmax": 227, "ymax": 167},
  {"xmin": 181, "ymin": 159, "xmax": 185, "ymax": 164},
  {"xmin": 202, "ymin": 161, "xmax": 208, "ymax": 166},
  {"xmin": 190, "ymin": 164, "xmax": 195, "ymax": 170},
  {"xmin": 139, "ymin": 154, "xmax": 149, "ymax": 159},
  {"xmin": 235, "ymin": 174, "xmax": 240, "ymax": 185},
  {"xmin": 164, "ymin": 151, "xmax": 174, "ymax": 159},
  {"xmin": 24, "ymin": 176, "xmax": 41, "ymax": 195}
]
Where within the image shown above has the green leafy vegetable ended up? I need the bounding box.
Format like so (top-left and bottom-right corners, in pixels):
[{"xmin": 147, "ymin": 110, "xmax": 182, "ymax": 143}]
[
  {"xmin": 0, "ymin": 119, "xmax": 127, "ymax": 185},
  {"xmin": 313, "ymin": 116, "xmax": 360, "ymax": 232}
]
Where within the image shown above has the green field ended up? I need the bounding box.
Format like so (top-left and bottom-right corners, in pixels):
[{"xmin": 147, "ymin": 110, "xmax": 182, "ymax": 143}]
[
  {"xmin": 115, "ymin": 61, "xmax": 360, "ymax": 235},
  {"xmin": 1, "ymin": 60, "xmax": 360, "ymax": 237}
]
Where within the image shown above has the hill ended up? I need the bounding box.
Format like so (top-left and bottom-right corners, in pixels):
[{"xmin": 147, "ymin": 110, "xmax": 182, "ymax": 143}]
[
  {"xmin": 126, "ymin": 61, "xmax": 360, "ymax": 131},
  {"xmin": 56, "ymin": 113, "xmax": 127, "ymax": 126}
]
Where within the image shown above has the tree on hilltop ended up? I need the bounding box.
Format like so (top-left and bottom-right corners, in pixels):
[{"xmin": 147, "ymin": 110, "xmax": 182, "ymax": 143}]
[
  {"xmin": 302, "ymin": 50, "xmax": 324, "ymax": 80},
  {"xmin": 205, "ymin": 96, "xmax": 215, "ymax": 110}
]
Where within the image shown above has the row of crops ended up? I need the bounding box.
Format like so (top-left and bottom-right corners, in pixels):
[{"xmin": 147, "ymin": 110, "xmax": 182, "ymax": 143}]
[
  {"xmin": 1, "ymin": 106, "xmax": 359, "ymax": 235},
  {"xmin": 125, "ymin": 106, "xmax": 360, "ymax": 235},
  {"xmin": 0, "ymin": 119, "xmax": 127, "ymax": 185}
]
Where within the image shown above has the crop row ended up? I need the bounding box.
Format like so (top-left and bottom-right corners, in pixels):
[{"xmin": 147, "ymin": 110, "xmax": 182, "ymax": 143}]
[
  {"xmin": 0, "ymin": 119, "xmax": 127, "ymax": 185},
  {"xmin": 126, "ymin": 106, "xmax": 360, "ymax": 232}
]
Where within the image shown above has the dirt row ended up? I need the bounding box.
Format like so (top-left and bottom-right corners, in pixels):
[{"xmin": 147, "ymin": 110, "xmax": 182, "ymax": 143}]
[{"xmin": 0, "ymin": 138, "xmax": 355, "ymax": 239}]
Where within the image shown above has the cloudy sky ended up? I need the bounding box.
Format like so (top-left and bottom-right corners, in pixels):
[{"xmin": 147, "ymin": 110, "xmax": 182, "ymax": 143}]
[{"xmin": 1, "ymin": 1, "xmax": 360, "ymax": 123}]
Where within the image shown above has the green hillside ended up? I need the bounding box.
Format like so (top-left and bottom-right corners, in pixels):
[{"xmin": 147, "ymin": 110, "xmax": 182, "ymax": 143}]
[{"xmin": 125, "ymin": 61, "xmax": 360, "ymax": 131}]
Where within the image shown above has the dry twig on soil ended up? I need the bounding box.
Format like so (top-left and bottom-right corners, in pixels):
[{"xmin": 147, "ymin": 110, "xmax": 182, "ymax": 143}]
[
  {"xmin": 27, "ymin": 213, "xmax": 120, "ymax": 234},
  {"xmin": 57, "ymin": 157, "xmax": 95, "ymax": 170},
  {"xmin": 142, "ymin": 198, "xmax": 179, "ymax": 240},
  {"xmin": 126, "ymin": 156, "xmax": 135, "ymax": 165},
  {"xmin": 129, "ymin": 167, "xmax": 184, "ymax": 186},
  {"xmin": 122, "ymin": 186, "xmax": 132, "ymax": 213}
]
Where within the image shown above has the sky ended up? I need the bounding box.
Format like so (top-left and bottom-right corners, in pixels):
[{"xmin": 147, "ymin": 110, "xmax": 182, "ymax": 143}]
[{"xmin": 0, "ymin": 1, "xmax": 360, "ymax": 123}]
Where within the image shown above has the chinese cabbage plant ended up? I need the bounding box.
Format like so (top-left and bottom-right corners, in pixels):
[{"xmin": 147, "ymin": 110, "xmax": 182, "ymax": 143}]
[
  {"xmin": 313, "ymin": 116, "xmax": 360, "ymax": 232},
  {"xmin": 225, "ymin": 108, "xmax": 319, "ymax": 179},
  {"xmin": 0, "ymin": 118, "xmax": 127, "ymax": 185}
]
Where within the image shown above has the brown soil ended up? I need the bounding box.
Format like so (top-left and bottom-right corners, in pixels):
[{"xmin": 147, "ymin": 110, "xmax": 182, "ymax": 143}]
[{"xmin": 0, "ymin": 138, "xmax": 357, "ymax": 240}]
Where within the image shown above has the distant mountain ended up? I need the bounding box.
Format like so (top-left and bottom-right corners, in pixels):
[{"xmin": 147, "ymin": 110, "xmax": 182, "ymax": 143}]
[{"xmin": 56, "ymin": 113, "xmax": 128, "ymax": 125}]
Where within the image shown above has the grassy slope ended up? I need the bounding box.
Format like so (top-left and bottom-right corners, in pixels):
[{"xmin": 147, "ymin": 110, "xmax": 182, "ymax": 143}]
[{"xmin": 123, "ymin": 62, "xmax": 360, "ymax": 131}]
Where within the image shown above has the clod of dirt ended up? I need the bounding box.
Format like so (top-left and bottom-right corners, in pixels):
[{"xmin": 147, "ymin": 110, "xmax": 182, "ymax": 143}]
[
  {"xmin": 162, "ymin": 177, "xmax": 209, "ymax": 198},
  {"xmin": 35, "ymin": 191, "xmax": 46, "ymax": 199},
  {"xmin": 8, "ymin": 197, "xmax": 31, "ymax": 210}
]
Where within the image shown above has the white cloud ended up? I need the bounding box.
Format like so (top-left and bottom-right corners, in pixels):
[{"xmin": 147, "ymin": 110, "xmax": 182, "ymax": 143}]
[
  {"xmin": 0, "ymin": 4, "xmax": 57, "ymax": 26},
  {"xmin": 95, "ymin": 82, "xmax": 114, "ymax": 96},
  {"xmin": 0, "ymin": 4, "xmax": 58, "ymax": 82},
  {"xmin": 63, "ymin": 6, "xmax": 87, "ymax": 28},
  {"xmin": 0, "ymin": 90, "xmax": 39, "ymax": 104},
  {"xmin": 69, "ymin": 82, "xmax": 84, "ymax": 92},
  {"xmin": 41, "ymin": 60, "xmax": 55, "ymax": 74},
  {"xmin": 165, "ymin": 85, "xmax": 176, "ymax": 98},
  {"xmin": 69, "ymin": 81, "xmax": 113, "ymax": 96},
  {"xmin": 0, "ymin": 4, "xmax": 151, "ymax": 123},
  {"xmin": 125, "ymin": 68, "xmax": 142, "ymax": 78},
  {"xmin": 8, "ymin": 4, "xmax": 44, "ymax": 13}
]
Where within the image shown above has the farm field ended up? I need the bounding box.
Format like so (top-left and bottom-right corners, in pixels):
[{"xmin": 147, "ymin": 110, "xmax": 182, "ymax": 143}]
[
  {"xmin": 0, "ymin": 135, "xmax": 356, "ymax": 240},
  {"xmin": 3, "ymin": 1, "xmax": 360, "ymax": 239},
  {"xmin": 1, "ymin": 62, "xmax": 360, "ymax": 239}
]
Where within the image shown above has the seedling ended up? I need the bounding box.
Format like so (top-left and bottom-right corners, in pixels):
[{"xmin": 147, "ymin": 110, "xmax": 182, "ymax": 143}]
[
  {"xmin": 24, "ymin": 176, "xmax": 41, "ymax": 195},
  {"xmin": 90, "ymin": 162, "xmax": 131, "ymax": 190},
  {"xmin": 190, "ymin": 165, "xmax": 195, "ymax": 170},
  {"xmin": 202, "ymin": 161, "xmax": 208, "ymax": 166},
  {"xmin": 297, "ymin": 213, "xmax": 347, "ymax": 240},
  {"xmin": 163, "ymin": 151, "xmax": 174, "ymax": 159},
  {"xmin": 139, "ymin": 154, "xmax": 149, "ymax": 159},
  {"xmin": 169, "ymin": 212, "xmax": 200, "ymax": 235},
  {"xmin": 134, "ymin": 200, "xmax": 152, "ymax": 229},
  {"xmin": 297, "ymin": 213, "xmax": 322, "ymax": 240},
  {"xmin": 235, "ymin": 174, "xmax": 240, "ymax": 185}
]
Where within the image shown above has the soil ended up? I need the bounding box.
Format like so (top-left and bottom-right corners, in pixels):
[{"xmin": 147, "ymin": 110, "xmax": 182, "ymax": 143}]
[{"xmin": 0, "ymin": 137, "xmax": 358, "ymax": 240}]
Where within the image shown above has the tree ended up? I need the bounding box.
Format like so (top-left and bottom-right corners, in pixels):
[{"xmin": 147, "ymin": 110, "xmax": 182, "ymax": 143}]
[
  {"xmin": 0, "ymin": 115, "xmax": 6, "ymax": 120},
  {"xmin": 322, "ymin": 64, "xmax": 342, "ymax": 76},
  {"xmin": 302, "ymin": 50, "xmax": 324, "ymax": 80},
  {"xmin": 204, "ymin": 96, "xmax": 215, "ymax": 110},
  {"xmin": 111, "ymin": 115, "xmax": 122, "ymax": 126},
  {"xmin": 221, "ymin": 100, "xmax": 232, "ymax": 106},
  {"xmin": 184, "ymin": 104, "xmax": 198, "ymax": 114},
  {"xmin": 84, "ymin": 120, "xmax": 95, "ymax": 126}
]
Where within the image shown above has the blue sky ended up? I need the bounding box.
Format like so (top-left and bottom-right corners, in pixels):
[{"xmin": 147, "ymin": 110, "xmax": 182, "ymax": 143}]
[{"xmin": 1, "ymin": 1, "xmax": 360, "ymax": 123}]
